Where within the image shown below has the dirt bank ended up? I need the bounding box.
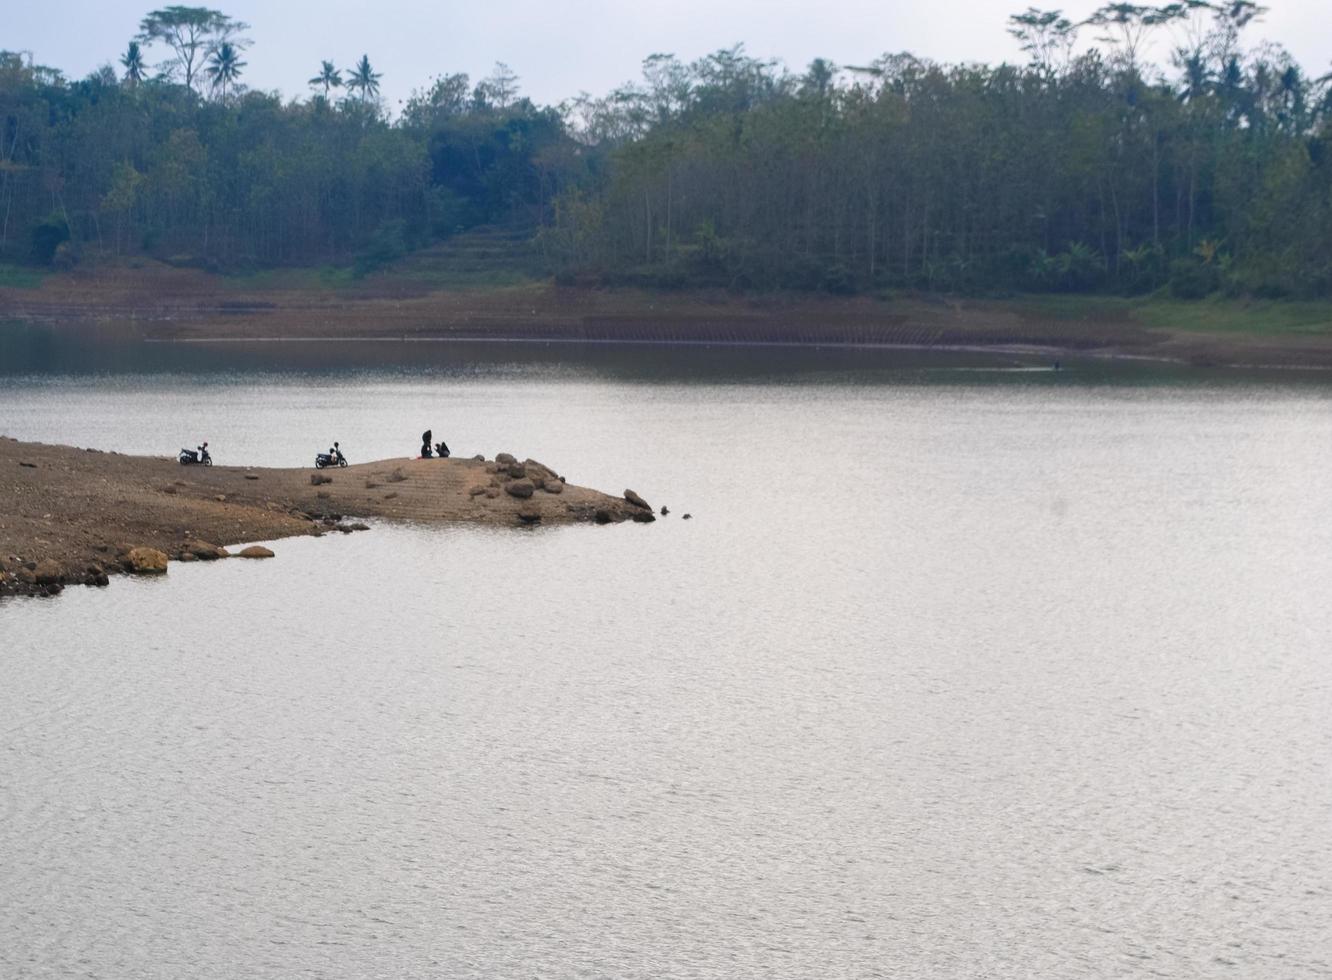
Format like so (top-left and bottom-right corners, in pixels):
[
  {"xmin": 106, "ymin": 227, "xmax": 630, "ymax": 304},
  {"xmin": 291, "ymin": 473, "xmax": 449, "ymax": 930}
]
[
  {"xmin": 0, "ymin": 437, "xmax": 655, "ymax": 600},
  {"xmin": 6, "ymin": 261, "xmax": 1332, "ymax": 367}
]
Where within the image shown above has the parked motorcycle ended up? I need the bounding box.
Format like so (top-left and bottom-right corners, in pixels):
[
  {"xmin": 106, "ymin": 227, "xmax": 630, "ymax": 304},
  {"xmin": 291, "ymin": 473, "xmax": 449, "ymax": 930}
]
[
  {"xmin": 315, "ymin": 444, "xmax": 348, "ymax": 468},
  {"xmin": 179, "ymin": 445, "xmax": 213, "ymax": 466}
]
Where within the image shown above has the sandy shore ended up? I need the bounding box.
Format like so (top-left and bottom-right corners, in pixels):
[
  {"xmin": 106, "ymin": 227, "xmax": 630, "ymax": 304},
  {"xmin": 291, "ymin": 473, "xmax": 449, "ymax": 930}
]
[{"xmin": 0, "ymin": 437, "xmax": 655, "ymax": 599}]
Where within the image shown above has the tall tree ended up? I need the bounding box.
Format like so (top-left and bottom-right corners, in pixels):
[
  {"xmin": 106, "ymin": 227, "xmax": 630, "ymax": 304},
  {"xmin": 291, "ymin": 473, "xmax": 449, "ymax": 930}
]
[
  {"xmin": 119, "ymin": 41, "xmax": 147, "ymax": 86},
  {"xmin": 309, "ymin": 60, "xmax": 341, "ymax": 100},
  {"xmin": 136, "ymin": 6, "xmax": 248, "ymax": 92},
  {"xmin": 346, "ymin": 55, "xmax": 382, "ymax": 104},
  {"xmin": 205, "ymin": 41, "xmax": 245, "ymax": 102}
]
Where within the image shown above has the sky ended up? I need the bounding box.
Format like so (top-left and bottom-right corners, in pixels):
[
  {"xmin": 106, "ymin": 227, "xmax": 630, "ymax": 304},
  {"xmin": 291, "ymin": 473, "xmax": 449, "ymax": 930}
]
[{"xmin": 8, "ymin": 1, "xmax": 1331, "ymax": 109}]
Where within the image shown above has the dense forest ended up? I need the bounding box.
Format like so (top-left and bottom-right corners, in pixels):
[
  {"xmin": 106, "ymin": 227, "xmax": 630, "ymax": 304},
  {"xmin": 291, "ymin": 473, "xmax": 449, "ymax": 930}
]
[{"xmin": 2, "ymin": 2, "xmax": 1330, "ymax": 297}]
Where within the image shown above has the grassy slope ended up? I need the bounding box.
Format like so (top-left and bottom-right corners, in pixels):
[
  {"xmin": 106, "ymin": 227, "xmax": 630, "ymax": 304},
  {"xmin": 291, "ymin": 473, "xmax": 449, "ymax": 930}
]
[
  {"xmin": 1009, "ymin": 293, "xmax": 1332, "ymax": 337},
  {"xmin": 0, "ymin": 264, "xmax": 45, "ymax": 289}
]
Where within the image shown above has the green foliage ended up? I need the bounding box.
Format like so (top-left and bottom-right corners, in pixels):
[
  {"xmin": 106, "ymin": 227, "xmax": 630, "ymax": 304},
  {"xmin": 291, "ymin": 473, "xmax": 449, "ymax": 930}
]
[
  {"xmin": 353, "ymin": 220, "xmax": 412, "ymax": 276},
  {"xmin": 0, "ymin": 5, "xmax": 1329, "ymax": 301},
  {"xmin": 1169, "ymin": 257, "xmax": 1221, "ymax": 299}
]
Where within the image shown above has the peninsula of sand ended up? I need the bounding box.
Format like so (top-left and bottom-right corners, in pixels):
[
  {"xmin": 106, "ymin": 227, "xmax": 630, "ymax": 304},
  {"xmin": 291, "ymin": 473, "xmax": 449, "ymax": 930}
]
[{"xmin": 0, "ymin": 436, "xmax": 656, "ymax": 599}]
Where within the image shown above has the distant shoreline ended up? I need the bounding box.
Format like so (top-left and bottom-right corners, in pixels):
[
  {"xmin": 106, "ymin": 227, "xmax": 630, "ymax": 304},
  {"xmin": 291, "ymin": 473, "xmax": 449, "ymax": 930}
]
[{"xmin": 5, "ymin": 261, "xmax": 1332, "ymax": 369}]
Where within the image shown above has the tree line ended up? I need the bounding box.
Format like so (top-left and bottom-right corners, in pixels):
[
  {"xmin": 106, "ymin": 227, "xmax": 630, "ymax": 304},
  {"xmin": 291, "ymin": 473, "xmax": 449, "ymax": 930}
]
[{"xmin": 2, "ymin": 2, "xmax": 1330, "ymax": 298}]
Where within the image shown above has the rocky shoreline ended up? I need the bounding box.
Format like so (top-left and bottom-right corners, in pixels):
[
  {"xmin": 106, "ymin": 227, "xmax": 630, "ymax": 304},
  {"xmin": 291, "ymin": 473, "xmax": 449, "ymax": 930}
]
[{"xmin": 0, "ymin": 437, "xmax": 656, "ymax": 600}]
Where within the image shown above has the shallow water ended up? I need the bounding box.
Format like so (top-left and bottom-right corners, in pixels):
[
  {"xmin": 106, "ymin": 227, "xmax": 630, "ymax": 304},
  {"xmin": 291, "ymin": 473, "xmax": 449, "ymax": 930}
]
[{"xmin": 2, "ymin": 339, "xmax": 1331, "ymax": 978}]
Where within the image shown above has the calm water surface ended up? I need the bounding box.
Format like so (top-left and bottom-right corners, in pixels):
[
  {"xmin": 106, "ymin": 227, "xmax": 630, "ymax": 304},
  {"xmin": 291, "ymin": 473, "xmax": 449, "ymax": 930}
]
[{"xmin": 2, "ymin": 337, "xmax": 1331, "ymax": 978}]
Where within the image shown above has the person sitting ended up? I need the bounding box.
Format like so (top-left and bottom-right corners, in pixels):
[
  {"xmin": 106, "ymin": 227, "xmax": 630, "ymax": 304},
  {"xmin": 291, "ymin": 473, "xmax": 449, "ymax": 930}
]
[
  {"xmin": 435, "ymin": 440, "xmax": 450, "ymax": 459},
  {"xmin": 420, "ymin": 429, "xmax": 433, "ymax": 458}
]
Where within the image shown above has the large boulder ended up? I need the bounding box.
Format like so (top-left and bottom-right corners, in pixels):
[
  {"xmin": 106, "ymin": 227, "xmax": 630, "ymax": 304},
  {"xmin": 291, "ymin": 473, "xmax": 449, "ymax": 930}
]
[
  {"xmin": 505, "ymin": 479, "xmax": 535, "ymax": 499},
  {"xmin": 495, "ymin": 452, "xmax": 517, "ymax": 465},
  {"xmin": 125, "ymin": 547, "xmax": 168, "ymax": 575},
  {"xmin": 33, "ymin": 559, "xmax": 65, "ymax": 586},
  {"xmin": 187, "ymin": 540, "xmax": 228, "ymax": 561},
  {"xmin": 238, "ymin": 546, "xmax": 275, "ymax": 559}
]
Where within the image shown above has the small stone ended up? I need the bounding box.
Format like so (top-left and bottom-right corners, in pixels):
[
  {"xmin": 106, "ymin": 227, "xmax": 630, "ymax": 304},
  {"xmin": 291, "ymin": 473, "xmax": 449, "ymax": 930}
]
[
  {"xmin": 348, "ymin": 523, "xmax": 370, "ymax": 531},
  {"xmin": 594, "ymin": 509, "xmax": 613, "ymax": 525},
  {"xmin": 161, "ymin": 485, "xmax": 178, "ymax": 494},
  {"xmin": 496, "ymin": 452, "xmax": 517, "ymax": 465},
  {"xmin": 316, "ymin": 491, "xmax": 331, "ymax": 499},
  {"xmin": 238, "ymin": 546, "xmax": 275, "ymax": 559},
  {"xmin": 214, "ymin": 495, "xmax": 226, "ymax": 502},
  {"xmin": 18, "ymin": 461, "xmax": 36, "ymax": 468},
  {"xmin": 472, "ymin": 454, "xmax": 485, "ymax": 462},
  {"xmin": 544, "ymin": 480, "xmax": 563, "ymax": 495},
  {"xmin": 660, "ymin": 506, "xmax": 669, "ymax": 516},
  {"xmin": 624, "ymin": 489, "xmax": 651, "ymax": 510},
  {"xmin": 311, "ymin": 473, "xmax": 332, "ymax": 486},
  {"xmin": 484, "ymin": 487, "xmax": 500, "ymax": 499},
  {"xmin": 244, "ymin": 473, "xmax": 259, "ymax": 481},
  {"xmin": 468, "ymin": 485, "xmax": 487, "ymax": 496},
  {"xmin": 682, "ymin": 514, "xmax": 692, "ymax": 520},
  {"xmin": 384, "ymin": 492, "xmax": 399, "ymax": 500},
  {"xmin": 505, "ymin": 479, "xmax": 535, "ymax": 499}
]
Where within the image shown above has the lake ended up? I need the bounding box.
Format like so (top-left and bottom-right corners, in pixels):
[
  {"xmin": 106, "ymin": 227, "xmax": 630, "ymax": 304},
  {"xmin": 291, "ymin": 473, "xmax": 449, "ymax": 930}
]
[{"xmin": 2, "ymin": 332, "xmax": 1331, "ymax": 978}]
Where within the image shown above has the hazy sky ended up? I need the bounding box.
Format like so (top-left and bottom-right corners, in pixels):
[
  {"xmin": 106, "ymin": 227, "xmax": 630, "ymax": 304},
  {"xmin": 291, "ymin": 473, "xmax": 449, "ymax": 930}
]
[{"xmin": 9, "ymin": 1, "xmax": 1331, "ymax": 109}]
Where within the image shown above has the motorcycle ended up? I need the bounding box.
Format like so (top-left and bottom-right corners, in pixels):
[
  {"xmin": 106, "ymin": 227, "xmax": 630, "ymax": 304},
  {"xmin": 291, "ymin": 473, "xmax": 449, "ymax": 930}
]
[
  {"xmin": 179, "ymin": 446, "xmax": 213, "ymax": 466},
  {"xmin": 315, "ymin": 447, "xmax": 348, "ymax": 469}
]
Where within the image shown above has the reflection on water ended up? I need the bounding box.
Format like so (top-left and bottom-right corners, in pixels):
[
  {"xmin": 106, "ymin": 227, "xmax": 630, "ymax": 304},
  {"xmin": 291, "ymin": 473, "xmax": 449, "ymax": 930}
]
[{"xmin": 2, "ymin": 337, "xmax": 1331, "ymax": 979}]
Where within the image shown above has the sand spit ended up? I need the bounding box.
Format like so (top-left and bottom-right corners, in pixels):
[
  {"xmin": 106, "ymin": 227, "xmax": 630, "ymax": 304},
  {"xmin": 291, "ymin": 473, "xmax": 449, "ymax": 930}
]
[{"xmin": 0, "ymin": 437, "xmax": 655, "ymax": 599}]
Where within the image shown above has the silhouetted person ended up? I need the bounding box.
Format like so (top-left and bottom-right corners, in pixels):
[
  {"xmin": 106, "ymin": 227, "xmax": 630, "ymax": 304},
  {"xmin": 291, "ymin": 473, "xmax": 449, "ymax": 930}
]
[
  {"xmin": 435, "ymin": 440, "xmax": 450, "ymax": 459},
  {"xmin": 421, "ymin": 429, "xmax": 432, "ymax": 458}
]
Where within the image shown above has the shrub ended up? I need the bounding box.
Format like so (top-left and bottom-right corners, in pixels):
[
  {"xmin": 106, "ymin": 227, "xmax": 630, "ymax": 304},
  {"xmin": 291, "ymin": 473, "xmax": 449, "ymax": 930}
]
[
  {"xmin": 1168, "ymin": 257, "xmax": 1219, "ymax": 299},
  {"xmin": 29, "ymin": 216, "xmax": 70, "ymax": 265}
]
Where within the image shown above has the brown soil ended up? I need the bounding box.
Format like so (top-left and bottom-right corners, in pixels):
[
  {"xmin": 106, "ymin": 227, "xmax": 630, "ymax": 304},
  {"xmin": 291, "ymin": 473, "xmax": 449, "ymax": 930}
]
[
  {"xmin": 8, "ymin": 261, "xmax": 1332, "ymax": 367},
  {"xmin": 0, "ymin": 436, "xmax": 654, "ymax": 600}
]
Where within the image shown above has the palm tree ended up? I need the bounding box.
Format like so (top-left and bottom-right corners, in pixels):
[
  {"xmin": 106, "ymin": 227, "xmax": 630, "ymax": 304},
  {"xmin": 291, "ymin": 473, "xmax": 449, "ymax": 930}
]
[
  {"xmin": 308, "ymin": 60, "xmax": 342, "ymax": 100},
  {"xmin": 120, "ymin": 41, "xmax": 146, "ymax": 87},
  {"xmin": 346, "ymin": 55, "xmax": 381, "ymax": 104},
  {"xmin": 205, "ymin": 42, "xmax": 246, "ymax": 102}
]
